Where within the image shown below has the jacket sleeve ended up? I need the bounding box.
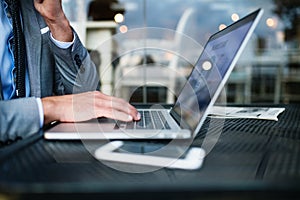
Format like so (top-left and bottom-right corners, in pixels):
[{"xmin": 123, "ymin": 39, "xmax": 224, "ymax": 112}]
[
  {"xmin": 0, "ymin": 98, "xmax": 41, "ymax": 142},
  {"xmin": 49, "ymin": 30, "xmax": 101, "ymax": 95}
]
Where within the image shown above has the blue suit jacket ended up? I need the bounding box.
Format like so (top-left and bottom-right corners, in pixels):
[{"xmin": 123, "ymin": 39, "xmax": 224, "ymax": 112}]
[{"xmin": 0, "ymin": 0, "xmax": 100, "ymax": 142}]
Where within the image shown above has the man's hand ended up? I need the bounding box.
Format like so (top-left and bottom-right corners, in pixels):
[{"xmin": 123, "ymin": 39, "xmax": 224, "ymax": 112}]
[
  {"xmin": 34, "ymin": 0, "xmax": 73, "ymax": 42},
  {"xmin": 42, "ymin": 91, "xmax": 141, "ymax": 124}
]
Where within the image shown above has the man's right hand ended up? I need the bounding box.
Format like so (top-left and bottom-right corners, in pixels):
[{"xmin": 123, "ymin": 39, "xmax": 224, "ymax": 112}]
[{"xmin": 41, "ymin": 91, "xmax": 141, "ymax": 125}]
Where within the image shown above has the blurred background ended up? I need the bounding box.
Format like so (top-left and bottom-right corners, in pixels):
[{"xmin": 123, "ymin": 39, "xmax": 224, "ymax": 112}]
[{"xmin": 62, "ymin": 0, "xmax": 300, "ymax": 105}]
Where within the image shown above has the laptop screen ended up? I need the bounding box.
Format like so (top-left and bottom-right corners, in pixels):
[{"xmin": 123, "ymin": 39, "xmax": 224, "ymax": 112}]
[{"xmin": 170, "ymin": 9, "xmax": 262, "ymax": 134}]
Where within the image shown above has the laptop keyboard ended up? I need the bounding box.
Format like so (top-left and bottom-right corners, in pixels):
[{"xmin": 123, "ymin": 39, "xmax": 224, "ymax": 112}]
[{"xmin": 115, "ymin": 110, "xmax": 171, "ymax": 130}]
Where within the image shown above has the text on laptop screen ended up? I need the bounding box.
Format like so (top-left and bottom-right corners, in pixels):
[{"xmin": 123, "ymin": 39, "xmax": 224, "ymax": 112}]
[{"xmin": 171, "ymin": 13, "xmax": 256, "ymax": 133}]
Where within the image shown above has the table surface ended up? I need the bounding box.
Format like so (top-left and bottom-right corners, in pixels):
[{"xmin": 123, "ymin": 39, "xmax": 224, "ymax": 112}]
[{"xmin": 1, "ymin": 104, "xmax": 300, "ymax": 199}]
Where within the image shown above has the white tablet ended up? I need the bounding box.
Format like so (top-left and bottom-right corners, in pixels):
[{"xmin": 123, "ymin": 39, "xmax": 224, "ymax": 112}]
[{"xmin": 94, "ymin": 141, "xmax": 205, "ymax": 170}]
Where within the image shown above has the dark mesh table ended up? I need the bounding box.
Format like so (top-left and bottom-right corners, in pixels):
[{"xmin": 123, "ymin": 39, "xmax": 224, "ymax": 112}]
[{"xmin": 1, "ymin": 104, "xmax": 300, "ymax": 199}]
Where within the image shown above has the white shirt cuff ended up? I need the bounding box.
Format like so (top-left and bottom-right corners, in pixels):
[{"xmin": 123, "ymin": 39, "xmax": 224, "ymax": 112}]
[
  {"xmin": 50, "ymin": 32, "xmax": 75, "ymax": 49},
  {"xmin": 36, "ymin": 98, "xmax": 44, "ymax": 128}
]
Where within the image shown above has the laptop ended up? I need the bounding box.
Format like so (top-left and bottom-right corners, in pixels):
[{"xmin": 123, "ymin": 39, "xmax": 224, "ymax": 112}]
[{"xmin": 44, "ymin": 9, "xmax": 263, "ymax": 140}]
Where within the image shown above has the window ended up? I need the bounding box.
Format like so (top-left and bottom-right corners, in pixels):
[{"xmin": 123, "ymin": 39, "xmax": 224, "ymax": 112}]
[{"xmin": 64, "ymin": 0, "xmax": 300, "ymax": 104}]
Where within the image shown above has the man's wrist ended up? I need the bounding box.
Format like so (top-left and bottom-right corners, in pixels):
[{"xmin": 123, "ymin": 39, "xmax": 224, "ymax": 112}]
[
  {"xmin": 41, "ymin": 97, "xmax": 58, "ymax": 125},
  {"xmin": 46, "ymin": 17, "xmax": 73, "ymax": 42}
]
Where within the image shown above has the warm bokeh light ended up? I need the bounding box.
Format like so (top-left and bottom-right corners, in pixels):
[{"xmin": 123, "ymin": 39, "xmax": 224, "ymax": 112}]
[
  {"xmin": 219, "ymin": 24, "xmax": 227, "ymax": 31},
  {"xmin": 231, "ymin": 13, "xmax": 240, "ymax": 22},
  {"xmin": 119, "ymin": 25, "xmax": 128, "ymax": 33},
  {"xmin": 114, "ymin": 13, "xmax": 124, "ymax": 23},
  {"xmin": 266, "ymin": 17, "xmax": 277, "ymax": 28}
]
